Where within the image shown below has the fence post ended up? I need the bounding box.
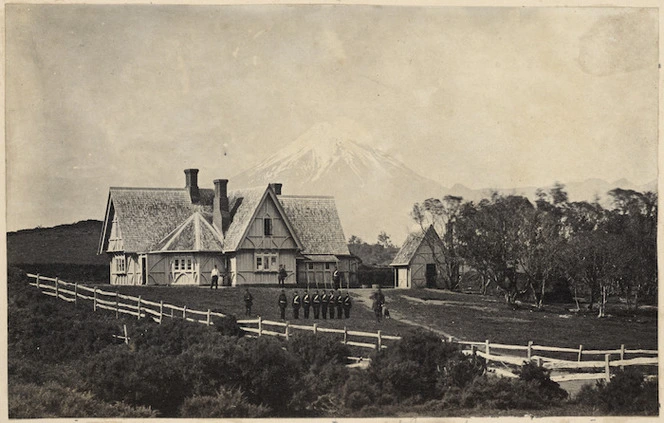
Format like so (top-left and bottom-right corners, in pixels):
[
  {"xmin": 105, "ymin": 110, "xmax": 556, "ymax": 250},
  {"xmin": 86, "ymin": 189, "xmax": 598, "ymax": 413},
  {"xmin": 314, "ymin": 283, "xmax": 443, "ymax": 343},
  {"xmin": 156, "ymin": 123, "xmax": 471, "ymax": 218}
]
[
  {"xmin": 448, "ymin": 335, "xmax": 454, "ymax": 343},
  {"xmin": 183, "ymin": 305, "xmax": 187, "ymax": 320},
  {"xmin": 159, "ymin": 301, "xmax": 163, "ymax": 324},
  {"xmin": 55, "ymin": 277, "xmax": 59, "ymax": 298},
  {"xmin": 123, "ymin": 324, "xmax": 129, "ymax": 345},
  {"xmin": 36, "ymin": 274, "xmax": 40, "ymax": 289},
  {"xmin": 285, "ymin": 322, "xmax": 290, "ymax": 341},
  {"xmin": 313, "ymin": 323, "xmax": 318, "ymax": 335},
  {"xmin": 343, "ymin": 326, "xmax": 348, "ymax": 345},
  {"xmin": 527, "ymin": 341, "xmax": 533, "ymax": 360},
  {"xmin": 207, "ymin": 309, "xmax": 211, "ymax": 326},
  {"xmin": 536, "ymin": 357, "xmax": 542, "ymax": 368},
  {"xmin": 137, "ymin": 296, "xmax": 141, "ymax": 320},
  {"xmin": 471, "ymin": 345, "xmax": 476, "ymax": 357},
  {"xmin": 377, "ymin": 330, "xmax": 382, "ymax": 350},
  {"xmin": 578, "ymin": 344, "xmax": 583, "ymax": 362},
  {"xmin": 620, "ymin": 344, "xmax": 625, "ymax": 370},
  {"xmin": 485, "ymin": 339, "xmax": 490, "ymax": 355},
  {"xmin": 115, "ymin": 292, "xmax": 119, "ymax": 318},
  {"xmin": 604, "ymin": 354, "xmax": 611, "ymax": 381},
  {"xmin": 93, "ymin": 288, "xmax": 98, "ymax": 312},
  {"xmin": 74, "ymin": 283, "xmax": 78, "ymax": 305},
  {"xmin": 258, "ymin": 316, "xmax": 263, "ymax": 336},
  {"xmin": 170, "ymin": 307, "xmax": 174, "ymax": 319}
]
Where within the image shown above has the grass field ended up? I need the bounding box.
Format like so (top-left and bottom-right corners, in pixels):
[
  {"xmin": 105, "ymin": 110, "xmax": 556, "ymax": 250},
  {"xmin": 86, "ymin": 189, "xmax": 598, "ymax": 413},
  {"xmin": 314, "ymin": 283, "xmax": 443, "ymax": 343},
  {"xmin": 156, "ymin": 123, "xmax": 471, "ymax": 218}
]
[{"xmin": 102, "ymin": 284, "xmax": 656, "ymax": 352}]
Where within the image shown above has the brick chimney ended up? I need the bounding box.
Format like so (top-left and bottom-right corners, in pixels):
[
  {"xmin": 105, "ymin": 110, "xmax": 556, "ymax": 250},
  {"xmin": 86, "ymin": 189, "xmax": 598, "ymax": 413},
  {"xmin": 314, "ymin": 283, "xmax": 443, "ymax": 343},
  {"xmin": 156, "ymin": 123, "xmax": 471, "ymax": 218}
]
[
  {"xmin": 184, "ymin": 169, "xmax": 200, "ymax": 203},
  {"xmin": 213, "ymin": 179, "xmax": 230, "ymax": 233},
  {"xmin": 269, "ymin": 183, "xmax": 282, "ymax": 195}
]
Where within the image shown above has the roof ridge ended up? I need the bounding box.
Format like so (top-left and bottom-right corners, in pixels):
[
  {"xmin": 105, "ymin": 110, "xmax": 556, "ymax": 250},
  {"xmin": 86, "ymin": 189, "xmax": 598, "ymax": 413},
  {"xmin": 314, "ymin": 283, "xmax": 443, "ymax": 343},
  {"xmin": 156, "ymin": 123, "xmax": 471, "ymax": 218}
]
[
  {"xmin": 110, "ymin": 186, "xmax": 188, "ymax": 191},
  {"xmin": 279, "ymin": 195, "xmax": 335, "ymax": 199}
]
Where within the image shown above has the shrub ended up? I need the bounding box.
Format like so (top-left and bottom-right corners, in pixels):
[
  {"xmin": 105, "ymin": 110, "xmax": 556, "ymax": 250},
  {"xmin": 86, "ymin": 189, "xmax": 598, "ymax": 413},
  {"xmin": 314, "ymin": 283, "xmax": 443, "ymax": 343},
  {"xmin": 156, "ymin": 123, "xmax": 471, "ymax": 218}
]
[
  {"xmin": 459, "ymin": 376, "xmax": 552, "ymax": 410},
  {"xmin": 9, "ymin": 381, "xmax": 156, "ymax": 418},
  {"xmin": 576, "ymin": 369, "xmax": 658, "ymax": 415},
  {"xmin": 287, "ymin": 332, "xmax": 350, "ymax": 370},
  {"xmin": 128, "ymin": 318, "xmax": 229, "ymax": 355},
  {"xmin": 179, "ymin": 387, "xmax": 270, "ymax": 418},
  {"xmin": 517, "ymin": 362, "xmax": 567, "ymax": 402},
  {"xmin": 289, "ymin": 362, "xmax": 349, "ymax": 415}
]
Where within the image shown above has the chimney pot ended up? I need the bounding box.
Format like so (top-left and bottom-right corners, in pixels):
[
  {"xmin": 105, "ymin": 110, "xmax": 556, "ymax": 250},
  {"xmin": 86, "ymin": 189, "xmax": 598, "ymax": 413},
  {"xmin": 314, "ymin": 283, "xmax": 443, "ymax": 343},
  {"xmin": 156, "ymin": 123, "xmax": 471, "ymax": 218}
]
[
  {"xmin": 269, "ymin": 183, "xmax": 283, "ymax": 195},
  {"xmin": 184, "ymin": 169, "xmax": 200, "ymax": 203},
  {"xmin": 214, "ymin": 179, "xmax": 230, "ymax": 233}
]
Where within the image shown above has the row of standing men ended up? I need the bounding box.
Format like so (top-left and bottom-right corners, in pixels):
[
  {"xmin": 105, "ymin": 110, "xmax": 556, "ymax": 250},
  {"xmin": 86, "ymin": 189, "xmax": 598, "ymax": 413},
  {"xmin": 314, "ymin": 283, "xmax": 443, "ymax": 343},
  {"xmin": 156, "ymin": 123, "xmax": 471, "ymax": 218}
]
[{"xmin": 277, "ymin": 290, "xmax": 351, "ymax": 320}]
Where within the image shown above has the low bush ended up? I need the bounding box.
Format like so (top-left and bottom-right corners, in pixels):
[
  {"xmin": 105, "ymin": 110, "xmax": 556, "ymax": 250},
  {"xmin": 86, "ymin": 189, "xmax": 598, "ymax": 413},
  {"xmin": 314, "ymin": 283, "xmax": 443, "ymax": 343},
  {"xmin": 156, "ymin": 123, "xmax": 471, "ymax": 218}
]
[
  {"xmin": 287, "ymin": 332, "xmax": 350, "ymax": 370},
  {"xmin": 517, "ymin": 362, "xmax": 567, "ymax": 402},
  {"xmin": 576, "ymin": 369, "xmax": 658, "ymax": 415},
  {"xmin": 9, "ymin": 381, "xmax": 156, "ymax": 418},
  {"xmin": 179, "ymin": 387, "xmax": 270, "ymax": 418}
]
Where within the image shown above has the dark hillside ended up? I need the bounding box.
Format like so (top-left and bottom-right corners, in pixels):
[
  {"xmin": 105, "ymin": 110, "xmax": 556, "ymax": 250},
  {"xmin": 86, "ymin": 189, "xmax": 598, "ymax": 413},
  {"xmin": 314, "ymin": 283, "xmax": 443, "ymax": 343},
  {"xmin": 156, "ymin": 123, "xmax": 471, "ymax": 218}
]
[{"xmin": 7, "ymin": 220, "xmax": 106, "ymax": 265}]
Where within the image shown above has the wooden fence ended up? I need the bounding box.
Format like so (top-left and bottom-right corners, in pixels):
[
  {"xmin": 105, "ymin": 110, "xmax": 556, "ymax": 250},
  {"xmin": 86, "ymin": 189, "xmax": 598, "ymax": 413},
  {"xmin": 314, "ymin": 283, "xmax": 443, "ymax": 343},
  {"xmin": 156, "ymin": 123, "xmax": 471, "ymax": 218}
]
[
  {"xmin": 236, "ymin": 316, "xmax": 401, "ymax": 350},
  {"xmin": 457, "ymin": 339, "xmax": 658, "ymax": 382},
  {"xmin": 25, "ymin": 273, "xmax": 658, "ymax": 382}
]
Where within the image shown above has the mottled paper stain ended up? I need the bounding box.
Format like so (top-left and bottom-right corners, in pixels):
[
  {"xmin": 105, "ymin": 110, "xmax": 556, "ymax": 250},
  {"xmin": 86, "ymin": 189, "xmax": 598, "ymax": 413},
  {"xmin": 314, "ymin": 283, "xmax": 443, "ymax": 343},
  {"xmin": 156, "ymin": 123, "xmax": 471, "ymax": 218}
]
[{"xmin": 578, "ymin": 9, "xmax": 658, "ymax": 76}]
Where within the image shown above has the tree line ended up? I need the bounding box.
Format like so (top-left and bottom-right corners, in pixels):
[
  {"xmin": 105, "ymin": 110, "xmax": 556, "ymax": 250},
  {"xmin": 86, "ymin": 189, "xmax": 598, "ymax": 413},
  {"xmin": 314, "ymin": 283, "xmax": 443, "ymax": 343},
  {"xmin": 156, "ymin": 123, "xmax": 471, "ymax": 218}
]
[{"xmin": 411, "ymin": 184, "xmax": 657, "ymax": 315}]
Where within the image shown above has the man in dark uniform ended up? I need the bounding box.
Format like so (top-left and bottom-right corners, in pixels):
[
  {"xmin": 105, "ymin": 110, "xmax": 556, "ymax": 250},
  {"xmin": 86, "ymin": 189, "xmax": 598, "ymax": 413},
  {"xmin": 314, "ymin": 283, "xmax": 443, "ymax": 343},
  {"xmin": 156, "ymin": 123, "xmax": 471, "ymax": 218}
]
[
  {"xmin": 278, "ymin": 290, "xmax": 288, "ymax": 320},
  {"xmin": 312, "ymin": 291, "xmax": 321, "ymax": 319},
  {"xmin": 343, "ymin": 291, "xmax": 352, "ymax": 318},
  {"xmin": 244, "ymin": 289, "xmax": 253, "ymax": 316},
  {"xmin": 320, "ymin": 290, "xmax": 329, "ymax": 319},
  {"xmin": 371, "ymin": 287, "xmax": 385, "ymax": 322},
  {"xmin": 292, "ymin": 291, "xmax": 301, "ymax": 319},
  {"xmin": 335, "ymin": 290, "xmax": 343, "ymax": 319},
  {"xmin": 278, "ymin": 265, "xmax": 288, "ymax": 287},
  {"xmin": 328, "ymin": 290, "xmax": 336, "ymax": 319},
  {"xmin": 302, "ymin": 290, "xmax": 311, "ymax": 319}
]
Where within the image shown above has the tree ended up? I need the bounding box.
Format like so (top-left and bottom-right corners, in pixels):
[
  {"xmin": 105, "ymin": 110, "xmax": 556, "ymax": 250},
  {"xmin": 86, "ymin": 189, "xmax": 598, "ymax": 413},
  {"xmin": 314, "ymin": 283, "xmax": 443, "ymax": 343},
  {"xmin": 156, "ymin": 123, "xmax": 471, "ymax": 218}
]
[
  {"xmin": 411, "ymin": 195, "xmax": 463, "ymax": 290},
  {"xmin": 376, "ymin": 232, "xmax": 395, "ymax": 249},
  {"xmin": 455, "ymin": 193, "xmax": 533, "ymax": 304}
]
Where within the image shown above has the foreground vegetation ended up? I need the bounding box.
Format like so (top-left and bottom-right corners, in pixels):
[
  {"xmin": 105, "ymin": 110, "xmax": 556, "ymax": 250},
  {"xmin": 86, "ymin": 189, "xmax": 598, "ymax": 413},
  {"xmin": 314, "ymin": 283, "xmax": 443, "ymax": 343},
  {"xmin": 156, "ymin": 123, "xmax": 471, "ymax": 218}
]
[{"xmin": 8, "ymin": 267, "xmax": 658, "ymax": 418}]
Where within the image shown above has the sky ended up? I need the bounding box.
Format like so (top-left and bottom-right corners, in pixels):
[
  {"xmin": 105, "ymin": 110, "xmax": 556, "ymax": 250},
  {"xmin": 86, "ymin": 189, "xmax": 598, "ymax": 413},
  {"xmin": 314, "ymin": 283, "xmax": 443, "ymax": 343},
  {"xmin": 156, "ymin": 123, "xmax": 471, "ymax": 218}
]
[{"xmin": 5, "ymin": 4, "xmax": 659, "ymax": 231}]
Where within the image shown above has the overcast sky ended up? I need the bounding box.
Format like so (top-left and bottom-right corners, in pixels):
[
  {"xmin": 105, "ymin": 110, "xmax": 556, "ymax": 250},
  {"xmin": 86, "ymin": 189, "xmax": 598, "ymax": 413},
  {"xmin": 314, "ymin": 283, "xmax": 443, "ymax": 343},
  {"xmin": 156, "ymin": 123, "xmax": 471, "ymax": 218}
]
[{"xmin": 5, "ymin": 4, "xmax": 658, "ymax": 231}]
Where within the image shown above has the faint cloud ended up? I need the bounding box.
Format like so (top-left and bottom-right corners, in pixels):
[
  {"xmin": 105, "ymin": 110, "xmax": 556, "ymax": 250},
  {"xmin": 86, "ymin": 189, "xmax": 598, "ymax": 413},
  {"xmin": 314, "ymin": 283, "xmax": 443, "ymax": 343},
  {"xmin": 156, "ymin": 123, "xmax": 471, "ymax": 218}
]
[{"xmin": 578, "ymin": 10, "xmax": 657, "ymax": 76}]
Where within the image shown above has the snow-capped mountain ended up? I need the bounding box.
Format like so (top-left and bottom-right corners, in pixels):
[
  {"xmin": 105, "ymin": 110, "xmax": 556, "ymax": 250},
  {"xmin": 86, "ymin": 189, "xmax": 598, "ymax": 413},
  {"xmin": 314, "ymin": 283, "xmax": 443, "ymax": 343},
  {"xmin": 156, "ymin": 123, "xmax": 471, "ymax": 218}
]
[{"xmin": 232, "ymin": 121, "xmax": 445, "ymax": 244}]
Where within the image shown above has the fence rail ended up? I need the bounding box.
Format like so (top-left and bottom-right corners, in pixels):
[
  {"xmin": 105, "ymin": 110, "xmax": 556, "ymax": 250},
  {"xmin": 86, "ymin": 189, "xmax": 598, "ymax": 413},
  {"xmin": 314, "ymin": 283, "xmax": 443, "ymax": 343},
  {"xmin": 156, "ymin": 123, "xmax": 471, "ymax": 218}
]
[{"xmin": 26, "ymin": 273, "xmax": 658, "ymax": 383}]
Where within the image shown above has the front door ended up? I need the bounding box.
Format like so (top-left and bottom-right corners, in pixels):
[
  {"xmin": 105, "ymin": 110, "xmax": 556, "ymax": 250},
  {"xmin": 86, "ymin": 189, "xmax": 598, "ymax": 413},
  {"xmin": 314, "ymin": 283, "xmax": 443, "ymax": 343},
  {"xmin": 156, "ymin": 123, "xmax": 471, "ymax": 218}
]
[{"xmin": 425, "ymin": 264, "xmax": 437, "ymax": 288}]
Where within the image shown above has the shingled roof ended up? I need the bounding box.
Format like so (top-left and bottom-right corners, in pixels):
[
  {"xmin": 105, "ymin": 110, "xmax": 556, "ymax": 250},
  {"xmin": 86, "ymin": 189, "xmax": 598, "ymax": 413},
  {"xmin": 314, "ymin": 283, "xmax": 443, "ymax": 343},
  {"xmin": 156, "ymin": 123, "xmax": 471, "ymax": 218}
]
[
  {"xmin": 280, "ymin": 195, "xmax": 350, "ymax": 256},
  {"xmin": 104, "ymin": 188, "xmax": 205, "ymax": 253},
  {"xmin": 221, "ymin": 187, "xmax": 273, "ymax": 252},
  {"xmin": 153, "ymin": 212, "xmax": 224, "ymax": 252},
  {"xmin": 390, "ymin": 225, "xmax": 442, "ymax": 266}
]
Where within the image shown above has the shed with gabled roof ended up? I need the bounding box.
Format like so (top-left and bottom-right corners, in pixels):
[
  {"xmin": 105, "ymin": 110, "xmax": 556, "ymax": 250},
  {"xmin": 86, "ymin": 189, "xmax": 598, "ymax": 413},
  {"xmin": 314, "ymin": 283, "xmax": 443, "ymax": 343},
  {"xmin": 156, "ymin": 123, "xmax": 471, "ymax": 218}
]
[{"xmin": 390, "ymin": 225, "xmax": 444, "ymax": 289}]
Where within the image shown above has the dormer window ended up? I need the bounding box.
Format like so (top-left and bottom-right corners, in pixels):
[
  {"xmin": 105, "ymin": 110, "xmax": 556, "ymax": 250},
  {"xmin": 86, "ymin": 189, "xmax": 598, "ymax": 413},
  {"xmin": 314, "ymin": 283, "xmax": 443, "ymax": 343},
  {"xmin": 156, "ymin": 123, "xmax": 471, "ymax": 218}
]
[{"xmin": 264, "ymin": 218, "xmax": 273, "ymax": 236}]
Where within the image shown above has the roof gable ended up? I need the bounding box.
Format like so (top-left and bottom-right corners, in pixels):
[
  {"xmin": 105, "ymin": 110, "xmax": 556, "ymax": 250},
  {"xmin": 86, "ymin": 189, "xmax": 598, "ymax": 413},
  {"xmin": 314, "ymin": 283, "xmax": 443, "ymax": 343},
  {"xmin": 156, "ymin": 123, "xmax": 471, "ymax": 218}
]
[
  {"xmin": 153, "ymin": 212, "xmax": 224, "ymax": 252},
  {"xmin": 280, "ymin": 195, "xmax": 350, "ymax": 256},
  {"xmin": 390, "ymin": 225, "xmax": 442, "ymax": 266}
]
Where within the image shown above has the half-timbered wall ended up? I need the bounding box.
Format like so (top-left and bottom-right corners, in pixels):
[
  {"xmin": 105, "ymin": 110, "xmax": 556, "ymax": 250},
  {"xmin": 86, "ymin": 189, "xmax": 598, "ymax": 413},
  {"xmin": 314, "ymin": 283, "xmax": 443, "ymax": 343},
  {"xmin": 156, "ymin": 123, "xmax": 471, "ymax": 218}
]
[
  {"xmin": 296, "ymin": 256, "xmax": 359, "ymax": 288},
  {"xmin": 145, "ymin": 253, "xmax": 225, "ymax": 286},
  {"xmin": 240, "ymin": 195, "xmax": 298, "ymax": 250},
  {"xmin": 234, "ymin": 249, "xmax": 297, "ymax": 285},
  {"xmin": 106, "ymin": 211, "xmax": 124, "ymax": 252},
  {"xmin": 110, "ymin": 253, "xmax": 140, "ymax": 285}
]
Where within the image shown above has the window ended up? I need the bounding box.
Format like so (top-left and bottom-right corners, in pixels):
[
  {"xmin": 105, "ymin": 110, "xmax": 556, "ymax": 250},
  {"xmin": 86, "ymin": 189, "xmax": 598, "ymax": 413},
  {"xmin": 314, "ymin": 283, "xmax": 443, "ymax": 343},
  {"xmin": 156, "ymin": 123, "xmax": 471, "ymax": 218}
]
[
  {"xmin": 255, "ymin": 252, "xmax": 278, "ymax": 271},
  {"xmin": 263, "ymin": 218, "xmax": 273, "ymax": 236},
  {"xmin": 172, "ymin": 256, "xmax": 194, "ymax": 272},
  {"xmin": 115, "ymin": 255, "xmax": 126, "ymax": 273},
  {"xmin": 308, "ymin": 263, "xmax": 314, "ymax": 270},
  {"xmin": 325, "ymin": 263, "xmax": 331, "ymax": 270}
]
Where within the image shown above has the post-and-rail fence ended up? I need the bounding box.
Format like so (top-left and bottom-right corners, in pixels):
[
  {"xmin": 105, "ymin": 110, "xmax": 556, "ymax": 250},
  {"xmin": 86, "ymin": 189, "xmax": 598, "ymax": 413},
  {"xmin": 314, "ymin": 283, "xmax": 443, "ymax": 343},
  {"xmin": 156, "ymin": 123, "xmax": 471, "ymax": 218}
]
[{"xmin": 26, "ymin": 273, "xmax": 658, "ymax": 382}]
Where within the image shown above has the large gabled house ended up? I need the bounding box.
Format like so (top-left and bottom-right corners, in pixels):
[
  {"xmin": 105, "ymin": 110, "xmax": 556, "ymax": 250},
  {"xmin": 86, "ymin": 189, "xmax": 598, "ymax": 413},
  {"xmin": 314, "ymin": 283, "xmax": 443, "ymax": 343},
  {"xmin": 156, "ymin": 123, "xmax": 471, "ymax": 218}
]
[{"xmin": 98, "ymin": 169, "xmax": 358, "ymax": 287}]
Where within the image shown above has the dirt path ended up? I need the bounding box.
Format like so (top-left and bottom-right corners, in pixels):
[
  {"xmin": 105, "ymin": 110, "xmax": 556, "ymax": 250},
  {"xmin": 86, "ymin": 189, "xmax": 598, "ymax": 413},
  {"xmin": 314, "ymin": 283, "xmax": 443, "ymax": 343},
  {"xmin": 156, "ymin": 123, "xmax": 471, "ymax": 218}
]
[{"xmin": 352, "ymin": 289, "xmax": 457, "ymax": 340}]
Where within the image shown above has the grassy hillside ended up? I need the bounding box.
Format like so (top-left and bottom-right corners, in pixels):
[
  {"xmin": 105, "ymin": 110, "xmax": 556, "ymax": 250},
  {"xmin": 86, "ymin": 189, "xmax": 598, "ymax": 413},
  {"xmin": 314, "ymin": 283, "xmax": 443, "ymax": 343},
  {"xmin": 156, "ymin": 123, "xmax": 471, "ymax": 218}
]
[{"xmin": 7, "ymin": 220, "xmax": 106, "ymax": 265}]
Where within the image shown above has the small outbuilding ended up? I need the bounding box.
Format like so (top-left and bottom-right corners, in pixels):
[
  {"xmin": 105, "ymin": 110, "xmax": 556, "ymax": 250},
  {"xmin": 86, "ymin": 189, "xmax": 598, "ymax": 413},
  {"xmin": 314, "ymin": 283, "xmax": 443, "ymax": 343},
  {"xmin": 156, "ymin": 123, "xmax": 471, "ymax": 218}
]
[{"xmin": 390, "ymin": 225, "xmax": 444, "ymax": 289}]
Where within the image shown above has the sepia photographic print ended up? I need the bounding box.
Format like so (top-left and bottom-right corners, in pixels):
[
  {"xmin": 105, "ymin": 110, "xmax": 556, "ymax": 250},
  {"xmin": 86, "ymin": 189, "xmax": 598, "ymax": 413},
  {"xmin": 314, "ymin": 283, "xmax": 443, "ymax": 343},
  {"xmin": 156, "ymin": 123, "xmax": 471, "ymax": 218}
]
[{"xmin": 4, "ymin": 1, "xmax": 660, "ymax": 420}]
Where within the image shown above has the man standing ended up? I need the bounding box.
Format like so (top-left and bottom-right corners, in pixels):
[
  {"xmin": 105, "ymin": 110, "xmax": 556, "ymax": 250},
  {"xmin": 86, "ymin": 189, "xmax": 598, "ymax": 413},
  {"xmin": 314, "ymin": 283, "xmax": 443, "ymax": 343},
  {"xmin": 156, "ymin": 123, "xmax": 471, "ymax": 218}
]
[
  {"xmin": 312, "ymin": 291, "xmax": 321, "ymax": 319},
  {"xmin": 332, "ymin": 267, "xmax": 341, "ymax": 290},
  {"xmin": 302, "ymin": 290, "xmax": 311, "ymax": 319},
  {"xmin": 244, "ymin": 289, "xmax": 253, "ymax": 316},
  {"xmin": 335, "ymin": 290, "xmax": 343, "ymax": 319},
  {"xmin": 343, "ymin": 291, "xmax": 352, "ymax": 318},
  {"xmin": 278, "ymin": 265, "xmax": 288, "ymax": 287},
  {"xmin": 328, "ymin": 290, "xmax": 336, "ymax": 319},
  {"xmin": 278, "ymin": 290, "xmax": 288, "ymax": 320},
  {"xmin": 210, "ymin": 265, "xmax": 219, "ymax": 289},
  {"xmin": 320, "ymin": 290, "xmax": 329, "ymax": 319},
  {"xmin": 292, "ymin": 291, "xmax": 301, "ymax": 319},
  {"xmin": 371, "ymin": 287, "xmax": 385, "ymax": 322}
]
